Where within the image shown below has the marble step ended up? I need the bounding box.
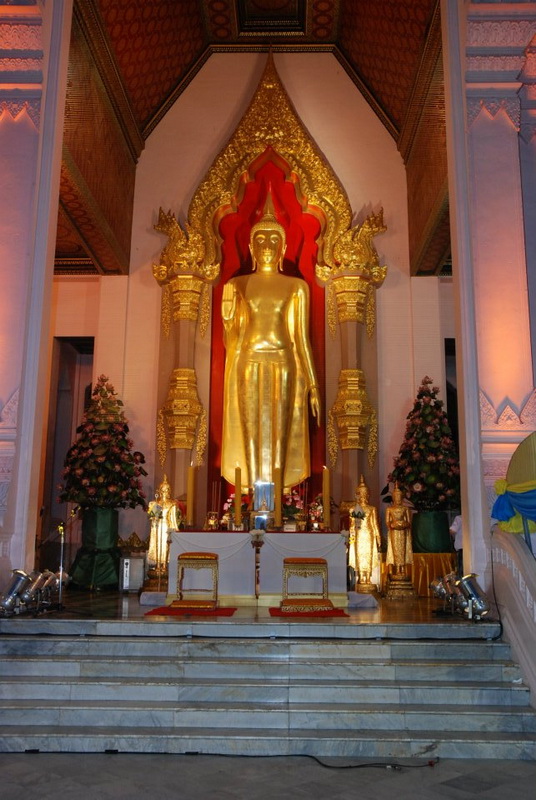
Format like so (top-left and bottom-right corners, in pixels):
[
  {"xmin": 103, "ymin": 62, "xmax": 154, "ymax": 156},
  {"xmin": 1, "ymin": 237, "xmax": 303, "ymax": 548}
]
[
  {"xmin": 0, "ymin": 699, "xmax": 535, "ymax": 733},
  {"xmin": 0, "ymin": 616, "xmax": 503, "ymax": 640},
  {"xmin": 0, "ymin": 725, "xmax": 534, "ymax": 760},
  {"xmin": 0, "ymin": 634, "xmax": 514, "ymax": 662},
  {"xmin": 0, "ymin": 676, "xmax": 530, "ymax": 705},
  {"xmin": 0, "ymin": 654, "xmax": 522, "ymax": 682}
]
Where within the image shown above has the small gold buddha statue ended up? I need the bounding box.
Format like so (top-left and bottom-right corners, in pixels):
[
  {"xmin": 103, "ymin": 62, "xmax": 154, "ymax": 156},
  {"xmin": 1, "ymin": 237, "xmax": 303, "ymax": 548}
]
[
  {"xmin": 385, "ymin": 483, "xmax": 416, "ymax": 599},
  {"xmin": 353, "ymin": 475, "xmax": 382, "ymax": 593},
  {"xmin": 146, "ymin": 474, "xmax": 180, "ymax": 586}
]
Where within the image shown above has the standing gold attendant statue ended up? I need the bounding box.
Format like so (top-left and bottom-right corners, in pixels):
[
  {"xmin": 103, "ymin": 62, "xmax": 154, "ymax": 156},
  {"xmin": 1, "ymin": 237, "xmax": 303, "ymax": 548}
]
[
  {"xmin": 385, "ymin": 483, "xmax": 413, "ymax": 578},
  {"xmin": 147, "ymin": 475, "xmax": 181, "ymax": 579},
  {"xmin": 354, "ymin": 475, "xmax": 382, "ymax": 592},
  {"xmin": 221, "ymin": 194, "xmax": 320, "ymax": 490},
  {"xmin": 384, "ymin": 483, "xmax": 416, "ymax": 599}
]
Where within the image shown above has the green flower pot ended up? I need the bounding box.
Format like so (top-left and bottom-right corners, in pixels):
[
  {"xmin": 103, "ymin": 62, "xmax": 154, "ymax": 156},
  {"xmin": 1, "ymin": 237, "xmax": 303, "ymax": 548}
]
[
  {"xmin": 411, "ymin": 510, "xmax": 452, "ymax": 553},
  {"xmin": 70, "ymin": 508, "xmax": 120, "ymax": 589}
]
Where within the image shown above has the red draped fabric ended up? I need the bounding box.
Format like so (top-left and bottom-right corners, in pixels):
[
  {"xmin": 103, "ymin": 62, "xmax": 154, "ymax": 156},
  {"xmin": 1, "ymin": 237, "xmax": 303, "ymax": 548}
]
[{"xmin": 208, "ymin": 149, "xmax": 326, "ymax": 509}]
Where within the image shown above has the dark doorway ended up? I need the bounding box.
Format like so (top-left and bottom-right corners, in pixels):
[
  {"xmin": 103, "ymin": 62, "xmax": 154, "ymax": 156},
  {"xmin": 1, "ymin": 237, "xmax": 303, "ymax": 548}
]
[
  {"xmin": 38, "ymin": 338, "xmax": 94, "ymax": 572},
  {"xmin": 445, "ymin": 337, "xmax": 459, "ymax": 450}
]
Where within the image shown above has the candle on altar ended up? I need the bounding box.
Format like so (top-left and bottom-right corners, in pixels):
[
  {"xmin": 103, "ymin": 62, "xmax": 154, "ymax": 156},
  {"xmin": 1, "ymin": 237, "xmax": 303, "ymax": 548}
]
[
  {"xmin": 186, "ymin": 464, "xmax": 196, "ymax": 527},
  {"xmin": 234, "ymin": 465, "xmax": 242, "ymax": 527},
  {"xmin": 273, "ymin": 467, "xmax": 282, "ymax": 527},
  {"xmin": 322, "ymin": 465, "xmax": 330, "ymax": 529}
]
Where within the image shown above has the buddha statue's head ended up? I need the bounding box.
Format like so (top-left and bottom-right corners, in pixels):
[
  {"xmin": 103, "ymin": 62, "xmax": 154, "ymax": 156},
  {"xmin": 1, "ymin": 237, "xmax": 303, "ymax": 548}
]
[
  {"xmin": 159, "ymin": 474, "xmax": 172, "ymax": 502},
  {"xmin": 355, "ymin": 474, "xmax": 370, "ymax": 504},
  {"xmin": 249, "ymin": 192, "xmax": 286, "ymax": 273},
  {"xmin": 392, "ymin": 483, "xmax": 403, "ymax": 506}
]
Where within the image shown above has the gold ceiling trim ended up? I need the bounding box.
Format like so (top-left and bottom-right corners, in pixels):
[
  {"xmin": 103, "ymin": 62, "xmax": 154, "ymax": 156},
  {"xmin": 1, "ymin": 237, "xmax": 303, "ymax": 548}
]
[{"xmin": 188, "ymin": 53, "xmax": 352, "ymax": 278}]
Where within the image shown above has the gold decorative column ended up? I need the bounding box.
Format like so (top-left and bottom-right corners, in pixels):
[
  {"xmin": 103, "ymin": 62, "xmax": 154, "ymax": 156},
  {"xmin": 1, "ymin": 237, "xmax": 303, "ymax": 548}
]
[
  {"xmin": 331, "ymin": 369, "xmax": 374, "ymax": 451},
  {"xmin": 322, "ymin": 211, "xmax": 387, "ymax": 484},
  {"xmin": 164, "ymin": 368, "xmax": 204, "ymax": 450},
  {"xmin": 153, "ymin": 210, "xmax": 218, "ymax": 511}
]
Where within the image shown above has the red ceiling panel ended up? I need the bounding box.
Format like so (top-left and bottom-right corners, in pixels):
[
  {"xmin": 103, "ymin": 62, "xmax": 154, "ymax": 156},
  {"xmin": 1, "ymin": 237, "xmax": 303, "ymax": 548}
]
[
  {"xmin": 97, "ymin": 0, "xmax": 206, "ymax": 125},
  {"xmin": 338, "ymin": 0, "xmax": 436, "ymax": 130}
]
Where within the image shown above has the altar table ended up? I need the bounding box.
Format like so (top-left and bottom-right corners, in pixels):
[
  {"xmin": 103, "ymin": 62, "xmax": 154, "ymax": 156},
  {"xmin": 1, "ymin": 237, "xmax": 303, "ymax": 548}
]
[{"xmin": 168, "ymin": 531, "xmax": 348, "ymax": 606}]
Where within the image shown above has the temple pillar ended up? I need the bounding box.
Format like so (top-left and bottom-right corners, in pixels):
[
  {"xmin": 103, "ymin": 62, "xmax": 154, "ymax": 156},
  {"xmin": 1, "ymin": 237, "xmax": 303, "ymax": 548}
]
[
  {"xmin": 327, "ymin": 213, "xmax": 386, "ymax": 509},
  {"xmin": 153, "ymin": 214, "xmax": 214, "ymax": 528},
  {"xmin": 0, "ymin": 1, "xmax": 72, "ymax": 584},
  {"xmin": 442, "ymin": 0, "xmax": 536, "ymax": 584}
]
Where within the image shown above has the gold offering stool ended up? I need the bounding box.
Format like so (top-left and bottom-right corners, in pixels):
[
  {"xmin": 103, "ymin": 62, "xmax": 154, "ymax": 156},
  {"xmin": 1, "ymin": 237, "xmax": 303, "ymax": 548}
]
[
  {"xmin": 281, "ymin": 557, "xmax": 334, "ymax": 612},
  {"xmin": 172, "ymin": 552, "xmax": 219, "ymax": 610}
]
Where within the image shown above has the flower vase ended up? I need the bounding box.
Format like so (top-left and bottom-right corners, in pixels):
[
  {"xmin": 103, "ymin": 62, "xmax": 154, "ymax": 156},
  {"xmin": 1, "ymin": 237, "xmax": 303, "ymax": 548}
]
[
  {"xmin": 70, "ymin": 508, "xmax": 120, "ymax": 589},
  {"xmin": 411, "ymin": 510, "xmax": 451, "ymax": 553}
]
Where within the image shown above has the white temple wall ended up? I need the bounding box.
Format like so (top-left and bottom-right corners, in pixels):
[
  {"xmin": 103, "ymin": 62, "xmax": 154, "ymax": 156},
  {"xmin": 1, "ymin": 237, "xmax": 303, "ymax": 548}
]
[
  {"xmin": 0, "ymin": 1, "xmax": 72, "ymax": 583},
  {"xmin": 410, "ymin": 276, "xmax": 446, "ymax": 405},
  {"xmin": 126, "ymin": 51, "xmax": 413, "ymax": 517},
  {"xmin": 469, "ymin": 109, "xmax": 532, "ymax": 414}
]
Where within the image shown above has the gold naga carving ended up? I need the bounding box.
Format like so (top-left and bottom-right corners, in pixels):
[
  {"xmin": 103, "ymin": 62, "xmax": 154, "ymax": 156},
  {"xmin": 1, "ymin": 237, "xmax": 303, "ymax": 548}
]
[
  {"xmin": 328, "ymin": 209, "xmax": 388, "ymax": 338},
  {"xmin": 153, "ymin": 208, "xmax": 216, "ymax": 337}
]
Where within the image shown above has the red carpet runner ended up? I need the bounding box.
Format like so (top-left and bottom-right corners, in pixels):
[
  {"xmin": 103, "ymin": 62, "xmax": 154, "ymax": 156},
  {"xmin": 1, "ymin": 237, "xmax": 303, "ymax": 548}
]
[{"xmin": 145, "ymin": 606, "xmax": 236, "ymax": 617}]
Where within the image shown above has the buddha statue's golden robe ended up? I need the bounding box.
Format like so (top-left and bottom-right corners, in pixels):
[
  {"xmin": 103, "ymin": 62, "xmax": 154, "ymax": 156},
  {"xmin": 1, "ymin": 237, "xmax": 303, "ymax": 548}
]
[
  {"xmin": 385, "ymin": 486, "xmax": 413, "ymax": 575},
  {"xmin": 147, "ymin": 475, "xmax": 180, "ymax": 571},
  {"xmin": 221, "ymin": 202, "xmax": 320, "ymax": 490}
]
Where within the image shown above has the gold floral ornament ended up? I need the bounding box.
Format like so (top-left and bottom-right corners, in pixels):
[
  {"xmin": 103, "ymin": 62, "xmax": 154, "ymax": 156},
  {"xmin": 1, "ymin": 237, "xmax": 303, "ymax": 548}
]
[
  {"xmin": 187, "ymin": 53, "xmax": 352, "ymax": 279},
  {"xmin": 328, "ymin": 210, "xmax": 388, "ymax": 337}
]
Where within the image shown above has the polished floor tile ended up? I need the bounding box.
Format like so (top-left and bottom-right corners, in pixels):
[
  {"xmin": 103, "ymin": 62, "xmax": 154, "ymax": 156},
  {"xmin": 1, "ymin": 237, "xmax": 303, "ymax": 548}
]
[{"xmin": 0, "ymin": 753, "xmax": 535, "ymax": 800}]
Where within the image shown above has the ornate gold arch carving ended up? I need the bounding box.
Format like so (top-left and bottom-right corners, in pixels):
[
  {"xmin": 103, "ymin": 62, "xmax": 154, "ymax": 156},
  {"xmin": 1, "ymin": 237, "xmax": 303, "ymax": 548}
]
[
  {"xmin": 153, "ymin": 53, "xmax": 389, "ymax": 462},
  {"xmin": 188, "ymin": 53, "xmax": 352, "ymax": 277}
]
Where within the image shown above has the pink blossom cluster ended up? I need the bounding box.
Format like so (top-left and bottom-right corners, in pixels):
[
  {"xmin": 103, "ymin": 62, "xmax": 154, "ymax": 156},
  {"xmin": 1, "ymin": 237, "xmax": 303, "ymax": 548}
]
[
  {"xmin": 387, "ymin": 376, "xmax": 460, "ymax": 511},
  {"xmin": 57, "ymin": 375, "xmax": 147, "ymax": 510}
]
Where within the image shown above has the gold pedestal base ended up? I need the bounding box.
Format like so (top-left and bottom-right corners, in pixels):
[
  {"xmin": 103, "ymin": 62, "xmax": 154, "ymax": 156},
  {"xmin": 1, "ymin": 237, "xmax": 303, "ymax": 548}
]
[
  {"xmin": 170, "ymin": 599, "xmax": 217, "ymax": 610},
  {"xmin": 280, "ymin": 597, "xmax": 335, "ymax": 613},
  {"xmin": 355, "ymin": 582, "xmax": 377, "ymax": 594},
  {"xmin": 385, "ymin": 576, "xmax": 417, "ymax": 601},
  {"xmin": 142, "ymin": 572, "xmax": 168, "ymax": 593}
]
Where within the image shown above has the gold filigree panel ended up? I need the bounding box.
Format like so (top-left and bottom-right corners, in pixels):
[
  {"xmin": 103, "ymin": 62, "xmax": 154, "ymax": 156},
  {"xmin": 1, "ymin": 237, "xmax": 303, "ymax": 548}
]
[{"xmin": 188, "ymin": 54, "xmax": 352, "ymax": 278}]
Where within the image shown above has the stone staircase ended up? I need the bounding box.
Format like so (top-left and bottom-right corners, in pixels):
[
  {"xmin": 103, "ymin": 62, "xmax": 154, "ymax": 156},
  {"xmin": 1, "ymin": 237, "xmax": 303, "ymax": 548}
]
[{"xmin": 0, "ymin": 622, "xmax": 536, "ymax": 759}]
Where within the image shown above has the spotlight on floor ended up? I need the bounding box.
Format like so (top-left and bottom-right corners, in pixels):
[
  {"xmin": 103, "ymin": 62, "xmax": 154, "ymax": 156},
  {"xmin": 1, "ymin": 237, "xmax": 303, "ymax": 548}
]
[
  {"xmin": 0, "ymin": 569, "xmax": 32, "ymax": 614},
  {"xmin": 456, "ymin": 573, "xmax": 491, "ymax": 620},
  {"xmin": 19, "ymin": 571, "xmax": 46, "ymax": 604},
  {"xmin": 430, "ymin": 570, "xmax": 490, "ymax": 620}
]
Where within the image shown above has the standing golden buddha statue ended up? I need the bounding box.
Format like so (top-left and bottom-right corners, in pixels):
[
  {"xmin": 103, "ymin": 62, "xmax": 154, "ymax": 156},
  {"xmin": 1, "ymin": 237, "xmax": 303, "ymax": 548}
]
[
  {"xmin": 221, "ymin": 194, "xmax": 320, "ymax": 490},
  {"xmin": 146, "ymin": 474, "xmax": 181, "ymax": 587},
  {"xmin": 385, "ymin": 483, "xmax": 416, "ymax": 599},
  {"xmin": 353, "ymin": 475, "xmax": 382, "ymax": 593}
]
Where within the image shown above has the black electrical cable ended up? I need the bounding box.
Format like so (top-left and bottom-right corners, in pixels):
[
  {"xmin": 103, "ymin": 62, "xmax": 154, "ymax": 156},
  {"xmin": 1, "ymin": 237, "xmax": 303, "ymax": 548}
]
[{"xmin": 180, "ymin": 752, "xmax": 440, "ymax": 771}]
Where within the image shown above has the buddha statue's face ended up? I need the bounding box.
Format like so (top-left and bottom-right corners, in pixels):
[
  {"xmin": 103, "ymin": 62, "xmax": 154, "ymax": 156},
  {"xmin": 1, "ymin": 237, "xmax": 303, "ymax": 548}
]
[
  {"xmin": 393, "ymin": 488, "xmax": 403, "ymax": 505},
  {"xmin": 356, "ymin": 487, "xmax": 368, "ymax": 504},
  {"xmin": 250, "ymin": 228, "xmax": 285, "ymax": 272}
]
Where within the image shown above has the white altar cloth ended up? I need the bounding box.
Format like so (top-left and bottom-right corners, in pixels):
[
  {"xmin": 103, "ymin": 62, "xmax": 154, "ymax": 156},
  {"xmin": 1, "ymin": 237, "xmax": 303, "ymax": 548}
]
[
  {"xmin": 168, "ymin": 532, "xmax": 255, "ymax": 600},
  {"xmin": 260, "ymin": 533, "xmax": 347, "ymax": 600},
  {"xmin": 168, "ymin": 531, "xmax": 347, "ymax": 605}
]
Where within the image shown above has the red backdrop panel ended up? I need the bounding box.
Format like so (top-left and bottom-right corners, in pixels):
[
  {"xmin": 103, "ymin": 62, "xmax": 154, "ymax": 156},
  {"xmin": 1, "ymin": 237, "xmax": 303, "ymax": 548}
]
[{"xmin": 208, "ymin": 151, "xmax": 326, "ymax": 509}]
